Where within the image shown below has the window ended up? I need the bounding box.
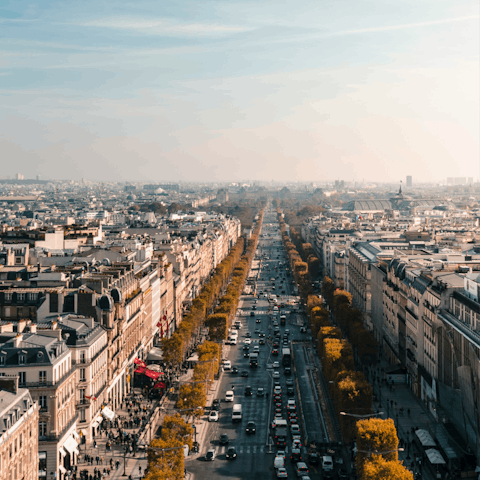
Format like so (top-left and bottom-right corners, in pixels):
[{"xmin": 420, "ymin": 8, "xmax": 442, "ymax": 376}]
[
  {"xmin": 18, "ymin": 372, "xmax": 26, "ymax": 385},
  {"xmin": 80, "ymin": 368, "xmax": 86, "ymax": 382},
  {"xmin": 4, "ymin": 293, "xmax": 12, "ymax": 302},
  {"xmin": 19, "ymin": 434, "xmax": 22, "ymax": 449},
  {"xmin": 79, "ymin": 389, "xmax": 86, "ymax": 404},
  {"xmin": 80, "ymin": 351, "xmax": 86, "ymax": 363},
  {"xmin": 16, "ymin": 293, "xmax": 25, "ymax": 301},
  {"xmin": 39, "ymin": 395, "xmax": 47, "ymax": 410},
  {"xmin": 39, "ymin": 422, "xmax": 47, "ymax": 438},
  {"xmin": 0, "ymin": 356, "xmax": 4, "ymax": 366},
  {"xmin": 79, "ymin": 409, "xmax": 86, "ymax": 422},
  {"xmin": 38, "ymin": 452, "xmax": 47, "ymax": 473},
  {"xmin": 18, "ymin": 355, "xmax": 26, "ymax": 365},
  {"xmin": 39, "ymin": 371, "xmax": 46, "ymax": 384}
]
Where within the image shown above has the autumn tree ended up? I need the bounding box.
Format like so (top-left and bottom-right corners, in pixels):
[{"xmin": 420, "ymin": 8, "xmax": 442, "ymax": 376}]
[
  {"xmin": 146, "ymin": 437, "xmax": 184, "ymax": 480},
  {"xmin": 356, "ymin": 418, "xmax": 399, "ymax": 480},
  {"xmin": 363, "ymin": 456, "xmax": 414, "ymax": 480},
  {"xmin": 322, "ymin": 276, "xmax": 335, "ymax": 306},
  {"xmin": 161, "ymin": 414, "xmax": 194, "ymax": 450}
]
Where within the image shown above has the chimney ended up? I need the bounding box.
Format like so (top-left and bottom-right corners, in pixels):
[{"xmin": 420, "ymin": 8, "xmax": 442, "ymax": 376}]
[
  {"xmin": 17, "ymin": 320, "xmax": 26, "ymax": 333},
  {"xmin": 0, "ymin": 375, "xmax": 19, "ymax": 394},
  {"xmin": 13, "ymin": 334, "xmax": 22, "ymax": 347},
  {"xmin": 29, "ymin": 324, "xmax": 37, "ymax": 333}
]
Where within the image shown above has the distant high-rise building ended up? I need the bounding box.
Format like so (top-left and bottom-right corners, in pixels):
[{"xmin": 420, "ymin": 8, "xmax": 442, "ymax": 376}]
[
  {"xmin": 406, "ymin": 176, "xmax": 412, "ymax": 187},
  {"xmin": 15, "ymin": 173, "xmax": 24, "ymax": 180}
]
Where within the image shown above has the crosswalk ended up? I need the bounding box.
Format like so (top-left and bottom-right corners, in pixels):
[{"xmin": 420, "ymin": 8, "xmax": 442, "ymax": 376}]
[{"xmin": 197, "ymin": 444, "xmax": 308, "ymax": 456}]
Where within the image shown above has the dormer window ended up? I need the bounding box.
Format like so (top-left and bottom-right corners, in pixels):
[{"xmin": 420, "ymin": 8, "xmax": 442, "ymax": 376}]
[
  {"xmin": 18, "ymin": 354, "xmax": 26, "ymax": 365},
  {"xmin": 37, "ymin": 352, "xmax": 43, "ymax": 362},
  {"xmin": 0, "ymin": 356, "xmax": 5, "ymax": 366}
]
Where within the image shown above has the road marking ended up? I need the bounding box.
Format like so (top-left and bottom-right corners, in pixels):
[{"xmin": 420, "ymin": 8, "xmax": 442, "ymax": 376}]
[{"xmin": 252, "ymin": 446, "xmax": 257, "ymax": 454}]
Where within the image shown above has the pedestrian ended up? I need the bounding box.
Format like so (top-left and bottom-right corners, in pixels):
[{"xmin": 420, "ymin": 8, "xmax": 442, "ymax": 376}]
[{"xmin": 139, "ymin": 466, "xmax": 142, "ymax": 475}]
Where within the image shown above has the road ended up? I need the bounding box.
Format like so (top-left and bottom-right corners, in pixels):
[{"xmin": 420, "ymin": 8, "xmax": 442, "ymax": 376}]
[{"xmin": 186, "ymin": 206, "xmax": 326, "ymax": 480}]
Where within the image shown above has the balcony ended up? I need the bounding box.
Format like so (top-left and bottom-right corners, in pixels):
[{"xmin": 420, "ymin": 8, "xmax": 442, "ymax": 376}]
[{"xmin": 39, "ymin": 413, "xmax": 78, "ymax": 443}]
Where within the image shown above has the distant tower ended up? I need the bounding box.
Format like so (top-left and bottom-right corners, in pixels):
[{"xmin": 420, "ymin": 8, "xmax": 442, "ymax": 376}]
[{"xmin": 406, "ymin": 176, "xmax": 412, "ymax": 188}]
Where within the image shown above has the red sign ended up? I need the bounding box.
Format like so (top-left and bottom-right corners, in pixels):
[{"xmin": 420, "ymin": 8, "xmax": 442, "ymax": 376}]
[
  {"xmin": 145, "ymin": 369, "xmax": 160, "ymax": 380},
  {"xmin": 134, "ymin": 358, "xmax": 146, "ymax": 366},
  {"xmin": 153, "ymin": 382, "xmax": 166, "ymax": 389},
  {"xmin": 134, "ymin": 366, "xmax": 146, "ymax": 374},
  {"xmin": 156, "ymin": 322, "xmax": 161, "ymax": 328}
]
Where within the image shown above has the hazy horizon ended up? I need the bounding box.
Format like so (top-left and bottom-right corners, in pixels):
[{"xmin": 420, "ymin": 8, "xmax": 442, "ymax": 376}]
[{"xmin": 1, "ymin": 1, "xmax": 479, "ymax": 183}]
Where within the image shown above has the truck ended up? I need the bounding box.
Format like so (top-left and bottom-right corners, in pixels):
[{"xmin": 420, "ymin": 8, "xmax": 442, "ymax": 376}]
[
  {"xmin": 249, "ymin": 352, "xmax": 258, "ymax": 367},
  {"xmin": 275, "ymin": 427, "xmax": 288, "ymax": 447},
  {"xmin": 282, "ymin": 347, "xmax": 291, "ymax": 366},
  {"xmin": 232, "ymin": 404, "xmax": 242, "ymax": 422}
]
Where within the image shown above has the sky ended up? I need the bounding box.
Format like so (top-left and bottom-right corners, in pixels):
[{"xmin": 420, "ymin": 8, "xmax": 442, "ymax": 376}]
[{"xmin": 0, "ymin": 0, "xmax": 479, "ymax": 183}]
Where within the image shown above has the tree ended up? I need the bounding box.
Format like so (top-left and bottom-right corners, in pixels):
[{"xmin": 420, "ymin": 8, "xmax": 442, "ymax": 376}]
[
  {"xmin": 322, "ymin": 276, "xmax": 335, "ymax": 306},
  {"xmin": 146, "ymin": 437, "xmax": 184, "ymax": 480},
  {"xmin": 356, "ymin": 418, "xmax": 399, "ymax": 480},
  {"xmin": 161, "ymin": 335, "xmax": 183, "ymax": 367},
  {"xmin": 161, "ymin": 414, "xmax": 194, "ymax": 450},
  {"xmin": 363, "ymin": 456, "xmax": 414, "ymax": 480},
  {"xmin": 206, "ymin": 313, "xmax": 228, "ymax": 342}
]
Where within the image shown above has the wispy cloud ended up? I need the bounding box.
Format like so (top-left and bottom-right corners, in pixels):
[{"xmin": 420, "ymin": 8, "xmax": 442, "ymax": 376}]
[
  {"xmin": 326, "ymin": 15, "xmax": 480, "ymax": 37},
  {"xmin": 79, "ymin": 17, "xmax": 251, "ymax": 36}
]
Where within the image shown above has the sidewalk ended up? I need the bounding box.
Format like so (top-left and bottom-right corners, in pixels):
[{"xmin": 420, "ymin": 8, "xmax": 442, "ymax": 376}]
[{"xmin": 370, "ymin": 360, "xmax": 437, "ymax": 480}]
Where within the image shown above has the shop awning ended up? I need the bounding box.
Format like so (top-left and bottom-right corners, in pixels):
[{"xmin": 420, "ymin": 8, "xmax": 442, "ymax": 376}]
[
  {"xmin": 63, "ymin": 436, "xmax": 79, "ymax": 455},
  {"xmin": 415, "ymin": 429, "xmax": 436, "ymax": 447},
  {"xmin": 72, "ymin": 431, "xmax": 80, "ymax": 441},
  {"xmin": 59, "ymin": 447, "xmax": 67, "ymax": 457},
  {"xmin": 425, "ymin": 448, "xmax": 446, "ymax": 465},
  {"xmin": 101, "ymin": 406, "xmax": 115, "ymax": 421},
  {"xmin": 186, "ymin": 353, "xmax": 199, "ymax": 362},
  {"xmin": 59, "ymin": 465, "xmax": 67, "ymax": 474},
  {"xmin": 147, "ymin": 347, "xmax": 163, "ymax": 361}
]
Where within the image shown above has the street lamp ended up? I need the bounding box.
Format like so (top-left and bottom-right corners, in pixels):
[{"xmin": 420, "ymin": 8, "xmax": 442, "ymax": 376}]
[{"xmin": 340, "ymin": 411, "xmax": 384, "ymax": 419}]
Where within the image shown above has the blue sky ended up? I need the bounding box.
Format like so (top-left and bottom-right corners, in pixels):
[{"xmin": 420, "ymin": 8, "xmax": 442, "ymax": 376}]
[{"xmin": 0, "ymin": 0, "xmax": 478, "ymax": 183}]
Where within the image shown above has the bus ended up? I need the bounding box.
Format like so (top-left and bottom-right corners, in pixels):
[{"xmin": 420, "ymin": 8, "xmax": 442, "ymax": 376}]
[{"xmin": 282, "ymin": 348, "xmax": 291, "ymax": 366}]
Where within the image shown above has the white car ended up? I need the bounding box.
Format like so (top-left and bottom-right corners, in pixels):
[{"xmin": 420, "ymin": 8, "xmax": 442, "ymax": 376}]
[
  {"xmin": 209, "ymin": 411, "xmax": 219, "ymax": 422},
  {"xmin": 273, "ymin": 361, "xmax": 280, "ymax": 368},
  {"xmin": 225, "ymin": 390, "xmax": 234, "ymax": 402},
  {"xmin": 273, "ymin": 371, "xmax": 280, "ymax": 379},
  {"xmin": 244, "ymin": 338, "xmax": 251, "ymax": 345}
]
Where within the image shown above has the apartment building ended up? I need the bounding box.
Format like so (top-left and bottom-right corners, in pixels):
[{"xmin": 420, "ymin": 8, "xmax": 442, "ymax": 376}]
[
  {"xmin": 0, "ymin": 327, "xmax": 78, "ymax": 480},
  {"xmin": 0, "ymin": 376, "xmax": 38, "ymax": 480}
]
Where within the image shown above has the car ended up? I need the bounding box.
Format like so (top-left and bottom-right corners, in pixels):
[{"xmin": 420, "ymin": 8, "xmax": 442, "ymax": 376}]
[
  {"xmin": 284, "ymin": 367, "xmax": 292, "ymax": 375},
  {"xmin": 289, "ymin": 418, "xmax": 298, "ymax": 425},
  {"xmin": 212, "ymin": 399, "xmax": 221, "ymax": 411},
  {"xmin": 243, "ymin": 345, "xmax": 250, "ymax": 351},
  {"xmin": 254, "ymin": 327, "xmax": 260, "ymax": 334},
  {"xmin": 292, "ymin": 434, "xmax": 302, "ymax": 444},
  {"xmin": 226, "ymin": 446, "xmax": 237, "ymax": 460},
  {"xmin": 252, "ymin": 305, "xmax": 256, "ymax": 310},
  {"xmin": 276, "ymin": 450, "xmax": 286, "ymax": 459},
  {"xmin": 273, "ymin": 321, "xmax": 279, "ymax": 326},
  {"xmin": 225, "ymin": 391, "xmax": 234, "ymax": 402},
  {"xmin": 286, "ymin": 379, "xmax": 294, "ymax": 386},
  {"xmin": 275, "ymin": 407, "xmax": 283, "ymax": 415},
  {"xmin": 259, "ymin": 331, "xmax": 265, "ymax": 337},
  {"xmin": 244, "ymin": 351, "xmax": 250, "ymax": 358},
  {"xmin": 245, "ymin": 421, "xmax": 256, "ymax": 434},
  {"xmin": 288, "ymin": 412, "xmax": 297, "ymax": 421},
  {"xmin": 273, "ymin": 371, "xmax": 280, "ymax": 379},
  {"xmin": 287, "ymin": 399, "xmax": 296, "ymax": 409},
  {"xmin": 273, "ymin": 341, "xmax": 280, "ymax": 348},
  {"xmin": 274, "ymin": 412, "xmax": 283, "ymax": 421},
  {"xmin": 256, "ymin": 387, "xmax": 265, "ymax": 396},
  {"xmin": 256, "ymin": 318, "xmax": 261, "ymax": 323},
  {"xmin": 241, "ymin": 370, "xmax": 249, "ymax": 377},
  {"xmin": 257, "ymin": 338, "xmax": 264, "ymax": 345},
  {"xmin": 292, "ymin": 439, "xmax": 302, "ymax": 449},
  {"xmin": 277, "ymin": 468, "xmax": 288, "ymax": 478},
  {"xmin": 274, "ymin": 385, "xmax": 282, "ymax": 393},
  {"xmin": 244, "ymin": 338, "xmax": 251, "ymax": 345},
  {"xmin": 205, "ymin": 449, "xmax": 216, "ymax": 461},
  {"xmin": 291, "ymin": 424, "xmax": 301, "ymax": 435},
  {"xmin": 284, "ymin": 329, "xmax": 290, "ymax": 335},
  {"xmin": 337, "ymin": 469, "xmax": 349, "ymax": 479},
  {"xmin": 231, "ymin": 366, "xmax": 238, "ymax": 374},
  {"xmin": 273, "ymin": 361, "xmax": 280, "ymax": 368},
  {"xmin": 219, "ymin": 434, "xmax": 229, "ymax": 445},
  {"xmin": 290, "ymin": 449, "xmax": 302, "ymax": 462},
  {"xmin": 300, "ymin": 326, "xmax": 307, "ymax": 333},
  {"xmin": 245, "ymin": 332, "xmax": 252, "ymax": 338},
  {"xmin": 295, "ymin": 462, "xmax": 309, "ymax": 477},
  {"xmin": 272, "ymin": 349, "xmax": 279, "ymax": 356},
  {"xmin": 209, "ymin": 411, "xmax": 219, "ymax": 422},
  {"xmin": 244, "ymin": 386, "xmax": 253, "ymax": 396}
]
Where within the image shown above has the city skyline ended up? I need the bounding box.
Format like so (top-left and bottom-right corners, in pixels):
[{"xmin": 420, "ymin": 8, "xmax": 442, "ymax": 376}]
[{"xmin": 1, "ymin": 0, "xmax": 479, "ymax": 183}]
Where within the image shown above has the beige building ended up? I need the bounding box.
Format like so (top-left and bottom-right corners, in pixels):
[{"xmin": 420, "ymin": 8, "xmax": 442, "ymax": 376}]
[
  {"xmin": 0, "ymin": 376, "xmax": 38, "ymax": 480},
  {"xmin": 0, "ymin": 327, "xmax": 78, "ymax": 480}
]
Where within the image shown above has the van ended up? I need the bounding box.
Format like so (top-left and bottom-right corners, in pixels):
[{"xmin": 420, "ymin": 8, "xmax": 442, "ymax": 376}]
[
  {"xmin": 232, "ymin": 404, "xmax": 242, "ymax": 422},
  {"xmin": 271, "ymin": 418, "xmax": 287, "ymax": 429},
  {"xmin": 253, "ymin": 346, "xmax": 259, "ymax": 354},
  {"xmin": 274, "ymin": 455, "xmax": 285, "ymax": 469},
  {"xmin": 223, "ymin": 360, "xmax": 232, "ymax": 371},
  {"xmin": 322, "ymin": 456, "xmax": 334, "ymax": 472},
  {"xmin": 228, "ymin": 336, "xmax": 237, "ymax": 345},
  {"xmin": 225, "ymin": 390, "xmax": 234, "ymax": 402}
]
